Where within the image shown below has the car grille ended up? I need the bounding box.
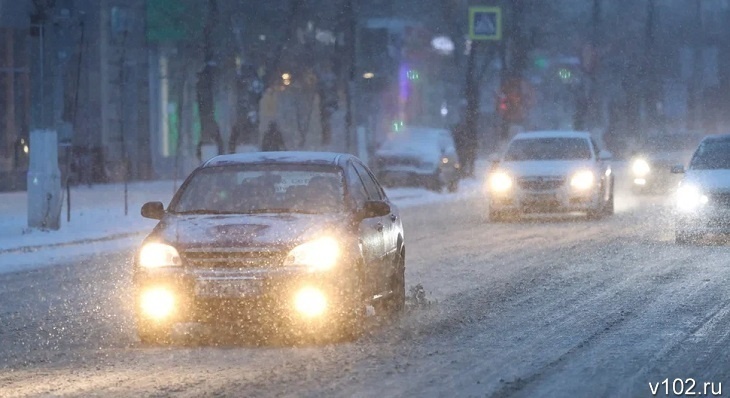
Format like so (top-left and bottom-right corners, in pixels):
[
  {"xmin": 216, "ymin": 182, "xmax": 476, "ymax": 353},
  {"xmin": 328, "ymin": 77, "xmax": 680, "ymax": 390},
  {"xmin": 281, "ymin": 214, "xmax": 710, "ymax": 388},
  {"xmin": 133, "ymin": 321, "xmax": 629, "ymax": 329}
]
[
  {"xmin": 708, "ymin": 192, "xmax": 730, "ymax": 208},
  {"xmin": 181, "ymin": 248, "xmax": 286, "ymax": 269},
  {"xmin": 518, "ymin": 177, "xmax": 565, "ymax": 191}
]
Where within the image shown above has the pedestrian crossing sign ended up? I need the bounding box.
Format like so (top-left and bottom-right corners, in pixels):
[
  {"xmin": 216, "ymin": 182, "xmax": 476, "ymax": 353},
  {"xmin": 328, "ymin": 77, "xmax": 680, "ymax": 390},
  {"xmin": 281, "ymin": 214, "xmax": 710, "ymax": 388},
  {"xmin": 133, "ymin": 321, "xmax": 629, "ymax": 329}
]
[{"xmin": 469, "ymin": 6, "xmax": 502, "ymax": 41}]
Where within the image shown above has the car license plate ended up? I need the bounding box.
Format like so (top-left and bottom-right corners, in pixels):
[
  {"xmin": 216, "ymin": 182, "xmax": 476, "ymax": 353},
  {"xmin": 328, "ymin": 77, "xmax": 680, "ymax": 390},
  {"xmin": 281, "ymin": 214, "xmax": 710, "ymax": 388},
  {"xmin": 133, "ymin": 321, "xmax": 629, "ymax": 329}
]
[
  {"xmin": 194, "ymin": 278, "xmax": 264, "ymax": 298},
  {"xmin": 525, "ymin": 193, "xmax": 557, "ymax": 203}
]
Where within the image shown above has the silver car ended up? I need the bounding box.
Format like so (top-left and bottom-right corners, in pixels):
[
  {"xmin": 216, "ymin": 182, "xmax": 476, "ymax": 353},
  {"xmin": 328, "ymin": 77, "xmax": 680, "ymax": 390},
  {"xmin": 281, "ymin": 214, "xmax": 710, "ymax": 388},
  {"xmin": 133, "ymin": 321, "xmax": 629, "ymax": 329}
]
[
  {"xmin": 487, "ymin": 131, "xmax": 614, "ymax": 221},
  {"xmin": 672, "ymin": 134, "xmax": 730, "ymax": 244}
]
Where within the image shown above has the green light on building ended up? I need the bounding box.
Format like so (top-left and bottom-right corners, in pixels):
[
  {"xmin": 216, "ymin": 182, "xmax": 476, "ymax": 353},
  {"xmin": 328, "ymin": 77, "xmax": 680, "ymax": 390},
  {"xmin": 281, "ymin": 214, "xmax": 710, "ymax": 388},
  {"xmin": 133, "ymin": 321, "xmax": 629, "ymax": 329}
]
[{"xmin": 558, "ymin": 68, "xmax": 572, "ymax": 81}]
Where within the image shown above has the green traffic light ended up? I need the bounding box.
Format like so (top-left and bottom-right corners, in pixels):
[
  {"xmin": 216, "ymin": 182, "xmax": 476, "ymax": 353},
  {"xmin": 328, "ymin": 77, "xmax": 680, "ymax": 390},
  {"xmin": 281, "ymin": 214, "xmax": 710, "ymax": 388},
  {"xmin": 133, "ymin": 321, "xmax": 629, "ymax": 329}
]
[{"xmin": 558, "ymin": 68, "xmax": 572, "ymax": 80}]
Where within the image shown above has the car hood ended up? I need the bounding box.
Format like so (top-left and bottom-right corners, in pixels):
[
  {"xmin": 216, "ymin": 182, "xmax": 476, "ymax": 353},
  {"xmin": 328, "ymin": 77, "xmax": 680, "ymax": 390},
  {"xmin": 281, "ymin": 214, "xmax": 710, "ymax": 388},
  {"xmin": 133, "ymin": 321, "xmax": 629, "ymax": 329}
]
[
  {"xmin": 683, "ymin": 169, "xmax": 730, "ymax": 192},
  {"xmin": 151, "ymin": 213, "xmax": 347, "ymax": 251},
  {"xmin": 498, "ymin": 160, "xmax": 597, "ymax": 178},
  {"xmin": 637, "ymin": 151, "xmax": 694, "ymax": 165}
]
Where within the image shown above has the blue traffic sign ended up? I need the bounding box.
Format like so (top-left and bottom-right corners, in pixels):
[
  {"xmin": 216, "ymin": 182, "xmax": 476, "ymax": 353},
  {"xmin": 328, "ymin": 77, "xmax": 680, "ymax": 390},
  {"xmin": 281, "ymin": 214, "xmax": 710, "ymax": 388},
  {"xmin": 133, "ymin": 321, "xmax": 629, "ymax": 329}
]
[{"xmin": 469, "ymin": 7, "xmax": 502, "ymax": 41}]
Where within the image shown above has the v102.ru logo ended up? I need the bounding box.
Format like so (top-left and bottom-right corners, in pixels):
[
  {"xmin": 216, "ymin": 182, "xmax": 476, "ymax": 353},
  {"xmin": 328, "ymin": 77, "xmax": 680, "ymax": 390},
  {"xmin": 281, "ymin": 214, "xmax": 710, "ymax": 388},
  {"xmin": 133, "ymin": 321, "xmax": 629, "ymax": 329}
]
[{"xmin": 649, "ymin": 378, "xmax": 722, "ymax": 396}]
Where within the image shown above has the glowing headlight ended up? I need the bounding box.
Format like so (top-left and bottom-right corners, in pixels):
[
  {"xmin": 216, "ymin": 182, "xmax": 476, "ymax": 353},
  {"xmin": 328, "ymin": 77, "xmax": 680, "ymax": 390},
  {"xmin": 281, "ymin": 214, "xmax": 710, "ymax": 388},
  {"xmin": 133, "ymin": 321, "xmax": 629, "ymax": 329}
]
[
  {"xmin": 294, "ymin": 287, "xmax": 327, "ymax": 317},
  {"xmin": 489, "ymin": 172, "xmax": 513, "ymax": 193},
  {"xmin": 284, "ymin": 237, "xmax": 340, "ymax": 270},
  {"xmin": 570, "ymin": 170, "xmax": 595, "ymax": 191},
  {"xmin": 139, "ymin": 287, "xmax": 175, "ymax": 320},
  {"xmin": 632, "ymin": 159, "xmax": 651, "ymax": 177},
  {"xmin": 139, "ymin": 243, "xmax": 182, "ymax": 268},
  {"xmin": 676, "ymin": 185, "xmax": 708, "ymax": 212}
]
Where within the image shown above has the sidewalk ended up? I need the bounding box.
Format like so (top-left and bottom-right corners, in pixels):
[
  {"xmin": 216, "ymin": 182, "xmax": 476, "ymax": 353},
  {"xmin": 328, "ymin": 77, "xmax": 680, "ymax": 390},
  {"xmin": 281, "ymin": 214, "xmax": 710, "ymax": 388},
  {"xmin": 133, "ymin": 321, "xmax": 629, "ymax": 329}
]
[{"xmin": 0, "ymin": 174, "xmax": 483, "ymax": 273}]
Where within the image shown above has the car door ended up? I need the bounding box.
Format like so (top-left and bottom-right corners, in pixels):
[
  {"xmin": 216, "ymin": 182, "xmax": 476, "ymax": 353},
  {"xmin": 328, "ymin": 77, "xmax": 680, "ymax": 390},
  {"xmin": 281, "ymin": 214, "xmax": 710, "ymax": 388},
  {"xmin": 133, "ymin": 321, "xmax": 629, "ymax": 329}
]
[
  {"xmin": 355, "ymin": 162, "xmax": 400, "ymax": 255},
  {"xmin": 346, "ymin": 162, "xmax": 385, "ymax": 297}
]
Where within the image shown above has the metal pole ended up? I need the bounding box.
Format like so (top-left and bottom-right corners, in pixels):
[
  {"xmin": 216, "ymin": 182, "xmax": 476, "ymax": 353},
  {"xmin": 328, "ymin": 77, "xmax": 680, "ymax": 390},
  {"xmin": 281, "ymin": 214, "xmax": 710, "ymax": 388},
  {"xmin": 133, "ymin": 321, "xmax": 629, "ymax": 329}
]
[
  {"xmin": 120, "ymin": 30, "xmax": 129, "ymax": 216},
  {"xmin": 40, "ymin": 24, "xmax": 44, "ymax": 126}
]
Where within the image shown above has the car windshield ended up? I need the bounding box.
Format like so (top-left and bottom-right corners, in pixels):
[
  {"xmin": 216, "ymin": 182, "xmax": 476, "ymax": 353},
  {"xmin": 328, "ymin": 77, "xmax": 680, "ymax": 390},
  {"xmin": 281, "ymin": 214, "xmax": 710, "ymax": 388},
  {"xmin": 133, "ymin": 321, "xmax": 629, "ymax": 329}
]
[
  {"xmin": 689, "ymin": 140, "xmax": 730, "ymax": 170},
  {"xmin": 504, "ymin": 137, "xmax": 592, "ymax": 161},
  {"xmin": 171, "ymin": 164, "xmax": 345, "ymax": 214}
]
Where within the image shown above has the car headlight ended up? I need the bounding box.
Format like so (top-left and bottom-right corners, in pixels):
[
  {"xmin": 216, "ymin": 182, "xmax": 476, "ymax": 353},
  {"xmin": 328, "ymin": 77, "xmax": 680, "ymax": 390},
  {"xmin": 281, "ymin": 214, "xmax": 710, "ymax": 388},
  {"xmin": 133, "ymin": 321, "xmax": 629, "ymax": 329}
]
[
  {"xmin": 489, "ymin": 172, "xmax": 513, "ymax": 193},
  {"xmin": 284, "ymin": 237, "xmax": 340, "ymax": 271},
  {"xmin": 570, "ymin": 170, "xmax": 595, "ymax": 191},
  {"xmin": 138, "ymin": 243, "xmax": 182, "ymax": 268},
  {"xmin": 676, "ymin": 185, "xmax": 708, "ymax": 212},
  {"xmin": 632, "ymin": 159, "xmax": 651, "ymax": 177}
]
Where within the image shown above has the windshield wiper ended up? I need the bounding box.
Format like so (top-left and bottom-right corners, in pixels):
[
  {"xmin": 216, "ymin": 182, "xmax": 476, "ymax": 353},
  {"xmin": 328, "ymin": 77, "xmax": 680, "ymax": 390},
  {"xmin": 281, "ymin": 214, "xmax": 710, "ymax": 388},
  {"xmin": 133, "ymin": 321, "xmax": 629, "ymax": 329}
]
[
  {"xmin": 242, "ymin": 208, "xmax": 318, "ymax": 215},
  {"xmin": 172, "ymin": 209, "xmax": 240, "ymax": 215}
]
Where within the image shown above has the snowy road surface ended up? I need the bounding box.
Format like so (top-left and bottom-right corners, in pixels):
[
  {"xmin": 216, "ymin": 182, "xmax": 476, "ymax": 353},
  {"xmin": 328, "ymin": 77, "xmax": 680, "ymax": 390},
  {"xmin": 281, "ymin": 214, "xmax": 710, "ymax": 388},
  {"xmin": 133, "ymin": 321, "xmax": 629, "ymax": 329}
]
[{"xmin": 2, "ymin": 186, "xmax": 730, "ymax": 397}]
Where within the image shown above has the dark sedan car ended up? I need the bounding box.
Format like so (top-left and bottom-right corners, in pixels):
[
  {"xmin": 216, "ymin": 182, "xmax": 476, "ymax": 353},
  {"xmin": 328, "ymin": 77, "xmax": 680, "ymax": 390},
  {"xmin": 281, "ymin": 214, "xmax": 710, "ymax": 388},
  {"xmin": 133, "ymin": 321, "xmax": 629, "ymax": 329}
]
[{"xmin": 134, "ymin": 152, "xmax": 405, "ymax": 343}]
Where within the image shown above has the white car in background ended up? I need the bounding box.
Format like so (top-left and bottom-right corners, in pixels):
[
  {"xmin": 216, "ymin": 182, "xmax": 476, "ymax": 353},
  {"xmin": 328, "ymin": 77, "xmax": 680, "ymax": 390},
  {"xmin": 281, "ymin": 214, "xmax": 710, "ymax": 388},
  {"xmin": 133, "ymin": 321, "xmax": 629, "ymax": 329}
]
[
  {"xmin": 374, "ymin": 126, "xmax": 460, "ymax": 192},
  {"xmin": 672, "ymin": 134, "xmax": 730, "ymax": 244},
  {"xmin": 487, "ymin": 131, "xmax": 614, "ymax": 221}
]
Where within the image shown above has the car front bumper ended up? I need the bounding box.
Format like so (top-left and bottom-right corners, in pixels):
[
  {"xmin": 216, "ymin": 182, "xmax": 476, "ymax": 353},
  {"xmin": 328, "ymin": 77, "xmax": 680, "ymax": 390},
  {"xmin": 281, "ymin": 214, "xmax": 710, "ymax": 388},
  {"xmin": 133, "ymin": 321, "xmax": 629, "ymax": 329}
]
[
  {"xmin": 675, "ymin": 207, "xmax": 730, "ymax": 234},
  {"xmin": 133, "ymin": 266, "xmax": 358, "ymax": 327},
  {"xmin": 489, "ymin": 187, "xmax": 602, "ymax": 214}
]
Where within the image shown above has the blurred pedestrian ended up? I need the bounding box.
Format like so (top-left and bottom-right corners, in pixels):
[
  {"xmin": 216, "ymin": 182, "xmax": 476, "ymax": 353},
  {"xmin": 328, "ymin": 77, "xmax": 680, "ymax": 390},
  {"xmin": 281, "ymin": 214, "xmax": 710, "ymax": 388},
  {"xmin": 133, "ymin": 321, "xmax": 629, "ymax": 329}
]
[{"xmin": 262, "ymin": 121, "xmax": 287, "ymax": 152}]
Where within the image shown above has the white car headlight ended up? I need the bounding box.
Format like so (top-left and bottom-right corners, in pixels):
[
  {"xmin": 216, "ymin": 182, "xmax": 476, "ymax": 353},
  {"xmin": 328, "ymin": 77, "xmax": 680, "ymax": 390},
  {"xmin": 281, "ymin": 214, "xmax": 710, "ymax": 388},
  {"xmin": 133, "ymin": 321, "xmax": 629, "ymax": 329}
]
[
  {"xmin": 570, "ymin": 170, "xmax": 595, "ymax": 191},
  {"xmin": 284, "ymin": 237, "xmax": 340, "ymax": 271},
  {"xmin": 632, "ymin": 159, "xmax": 651, "ymax": 177},
  {"xmin": 489, "ymin": 172, "xmax": 513, "ymax": 193},
  {"xmin": 676, "ymin": 185, "xmax": 708, "ymax": 212},
  {"xmin": 139, "ymin": 243, "xmax": 182, "ymax": 268}
]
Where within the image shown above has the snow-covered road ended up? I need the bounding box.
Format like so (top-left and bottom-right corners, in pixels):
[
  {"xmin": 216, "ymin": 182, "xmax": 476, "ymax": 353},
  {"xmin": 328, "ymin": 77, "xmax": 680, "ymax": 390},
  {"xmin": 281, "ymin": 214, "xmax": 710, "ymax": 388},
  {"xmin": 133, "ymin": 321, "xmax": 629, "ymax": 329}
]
[{"xmin": 2, "ymin": 182, "xmax": 729, "ymax": 397}]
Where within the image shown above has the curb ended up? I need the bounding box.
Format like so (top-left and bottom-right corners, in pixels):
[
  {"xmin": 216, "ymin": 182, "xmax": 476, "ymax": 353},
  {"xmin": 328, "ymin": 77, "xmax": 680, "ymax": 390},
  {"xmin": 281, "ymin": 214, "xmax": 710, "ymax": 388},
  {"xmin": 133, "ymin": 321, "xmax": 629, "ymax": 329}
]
[{"xmin": 0, "ymin": 231, "xmax": 146, "ymax": 255}]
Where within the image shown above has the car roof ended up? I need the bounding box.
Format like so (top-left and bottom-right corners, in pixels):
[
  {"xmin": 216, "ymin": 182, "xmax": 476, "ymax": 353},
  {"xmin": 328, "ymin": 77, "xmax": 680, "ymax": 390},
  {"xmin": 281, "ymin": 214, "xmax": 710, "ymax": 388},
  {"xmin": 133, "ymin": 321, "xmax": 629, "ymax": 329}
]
[
  {"xmin": 512, "ymin": 131, "xmax": 592, "ymax": 140},
  {"xmin": 701, "ymin": 133, "xmax": 730, "ymax": 143},
  {"xmin": 202, "ymin": 151, "xmax": 350, "ymax": 168}
]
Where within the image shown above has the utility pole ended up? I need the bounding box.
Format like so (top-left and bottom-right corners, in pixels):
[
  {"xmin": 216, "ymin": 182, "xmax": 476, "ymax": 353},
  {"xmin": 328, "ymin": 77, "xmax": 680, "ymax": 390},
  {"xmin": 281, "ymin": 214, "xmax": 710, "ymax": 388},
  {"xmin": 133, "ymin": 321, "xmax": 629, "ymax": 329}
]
[
  {"xmin": 343, "ymin": 0, "xmax": 356, "ymax": 155},
  {"xmin": 586, "ymin": 0, "xmax": 601, "ymax": 129},
  {"xmin": 688, "ymin": 0, "xmax": 703, "ymax": 132}
]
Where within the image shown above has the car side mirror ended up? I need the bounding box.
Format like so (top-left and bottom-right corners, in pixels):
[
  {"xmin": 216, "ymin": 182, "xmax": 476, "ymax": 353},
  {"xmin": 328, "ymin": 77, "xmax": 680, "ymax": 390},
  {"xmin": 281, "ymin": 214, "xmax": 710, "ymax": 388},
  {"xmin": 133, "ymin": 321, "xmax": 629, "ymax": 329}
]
[
  {"xmin": 141, "ymin": 201, "xmax": 165, "ymax": 220},
  {"xmin": 360, "ymin": 200, "xmax": 391, "ymax": 219},
  {"xmin": 598, "ymin": 150, "xmax": 613, "ymax": 161},
  {"xmin": 671, "ymin": 165, "xmax": 685, "ymax": 174}
]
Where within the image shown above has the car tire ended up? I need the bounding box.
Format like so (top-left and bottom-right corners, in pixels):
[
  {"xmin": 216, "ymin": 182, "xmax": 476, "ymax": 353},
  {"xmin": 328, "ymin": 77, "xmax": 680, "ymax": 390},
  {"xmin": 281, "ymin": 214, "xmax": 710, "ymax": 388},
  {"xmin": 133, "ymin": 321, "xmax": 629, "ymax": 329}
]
[
  {"xmin": 603, "ymin": 187, "xmax": 615, "ymax": 216},
  {"xmin": 337, "ymin": 265, "xmax": 366, "ymax": 341},
  {"xmin": 447, "ymin": 179, "xmax": 459, "ymax": 193},
  {"xmin": 385, "ymin": 247, "xmax": 406, "ymax": 316},
  {"xmin": 137, "ymin": 321, "xmax": 173, "ymax": 345},
  {"xmin": 675, "ymin": 229, "xmax": 697, "ymax": 245},
  {"xmin": 489, "ymin": 209, "xmax": 507, "ymax": 222}
]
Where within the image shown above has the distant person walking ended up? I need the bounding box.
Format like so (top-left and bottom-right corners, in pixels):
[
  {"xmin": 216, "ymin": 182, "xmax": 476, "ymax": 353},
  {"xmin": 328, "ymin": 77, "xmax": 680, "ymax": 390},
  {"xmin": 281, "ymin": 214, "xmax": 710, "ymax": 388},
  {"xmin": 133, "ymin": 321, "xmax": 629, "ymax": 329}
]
[{"xmin": 261, "ymin": 121, "xmax": 287, "ymax": 151}]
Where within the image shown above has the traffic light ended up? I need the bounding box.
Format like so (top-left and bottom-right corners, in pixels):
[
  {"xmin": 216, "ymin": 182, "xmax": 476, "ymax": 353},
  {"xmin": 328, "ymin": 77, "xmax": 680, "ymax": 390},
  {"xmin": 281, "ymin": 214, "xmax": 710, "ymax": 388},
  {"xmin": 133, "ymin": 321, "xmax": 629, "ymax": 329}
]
[{"xmin": 496, "ymin": 90, "xmax": 523, "ymax": 123}]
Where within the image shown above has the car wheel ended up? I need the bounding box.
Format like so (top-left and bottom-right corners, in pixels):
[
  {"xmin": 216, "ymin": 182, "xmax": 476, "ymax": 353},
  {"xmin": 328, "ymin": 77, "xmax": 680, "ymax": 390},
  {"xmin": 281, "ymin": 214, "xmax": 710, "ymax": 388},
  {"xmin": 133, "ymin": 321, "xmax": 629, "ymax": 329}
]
[
  {"xmin": 675, "ymin": 229, "xmax": 697, "ymax": 245},
  {"xmin": 385, "ymin": 247, "xmax": 406, "ymax": 316},
  {"xmin": 447, "ymin": 179, "xmax": 459, "ymax": 193},
  {"xmin": 489, "ymin": 209, "xmax": 506, "ymax": 222},
  {"xmin": 337, "ymin": 265, "xmax": 366, "ymax": 341},
  {"xmin": 603, "ymin": 187, "xmax": 615, "ymax": 216},
  {"xmin": 137, "ymin": 321, "xmax": 173, "ymax": 345}
]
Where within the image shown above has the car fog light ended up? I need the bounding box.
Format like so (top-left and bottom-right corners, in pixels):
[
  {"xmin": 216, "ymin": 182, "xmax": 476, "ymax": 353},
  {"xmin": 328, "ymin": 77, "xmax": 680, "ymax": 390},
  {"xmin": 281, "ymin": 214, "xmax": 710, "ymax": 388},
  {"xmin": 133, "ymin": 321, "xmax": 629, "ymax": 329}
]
[
  {"xmin": 140, "ymin": 288, "xmax": 175, "ymax": 320},
  {"xmin": 634, "ymin": 178, "xmax": 647, "ymax": 186},
  {"xmin": 294, "ymin": 287, "xmax": 327, "ymax": 318}
]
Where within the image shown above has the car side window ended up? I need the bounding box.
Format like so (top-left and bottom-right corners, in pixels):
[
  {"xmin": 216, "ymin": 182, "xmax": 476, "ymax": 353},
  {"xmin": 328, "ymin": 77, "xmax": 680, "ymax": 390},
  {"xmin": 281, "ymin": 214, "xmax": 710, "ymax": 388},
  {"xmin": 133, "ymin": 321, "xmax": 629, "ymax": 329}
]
[
  {"xmin": 346, "ymin": 163, "xmax": 369, "ymax": 207},
  {"xmin": 353, "ymin": 161, "xmax": 383, "ymax": 201}
]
